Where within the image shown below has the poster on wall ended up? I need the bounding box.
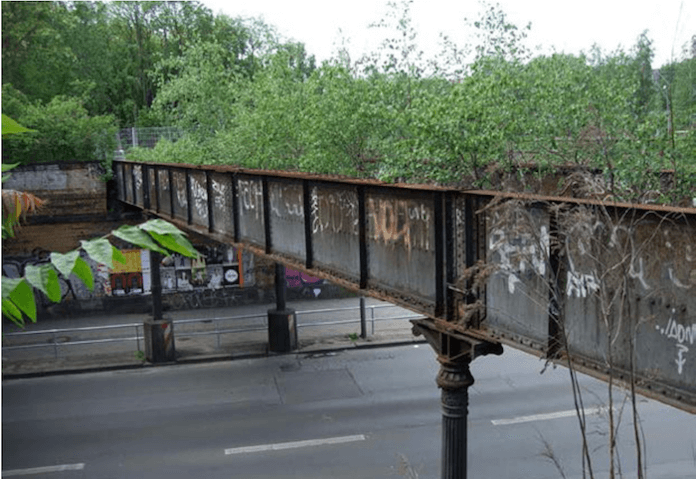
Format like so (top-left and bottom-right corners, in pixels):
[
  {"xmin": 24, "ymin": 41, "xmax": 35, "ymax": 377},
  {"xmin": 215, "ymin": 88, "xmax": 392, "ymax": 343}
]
[
  {"xmin": 191, "ymin": 254, "xmax": 207, "ymax": 286},
  {"xmin": 223, "ymin": 265, "xmax": 240, "ymax": 286},
  {"xmin": 100, "ymin": 246, "xmax": 248, "ymax": 296},
  {"xmin": 110, "ymin": 250, "xmax": 149, "ymax": 295}
]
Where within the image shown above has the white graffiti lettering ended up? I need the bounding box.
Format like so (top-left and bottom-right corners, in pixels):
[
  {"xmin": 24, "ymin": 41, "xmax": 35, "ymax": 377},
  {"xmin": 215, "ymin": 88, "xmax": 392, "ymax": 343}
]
[
  {"xmin": 211, "ymin": 179, "xmax": 227, "ymax": 211},
  {"xmin": 238, "ymin": 180, "xmax": 263, "ymax": 220},
  {"xmin": 311, "ymin": 189, "xmax": 358, "ymax": 235},
  {"xmin": 270, "ymin": 184, "xmax": 303, "ymax": 220},
  {"xmin": 190, "ymin": 177, "xmax": 208, "ymax": 219},
  {"xmin": 676, "ymin": 345, "xmax": 688, "ymax": 375},
  {"xmin": 656, "ymin": 309, "xmax": 696, "ymax": 375},
  {"xmin": 488, "ymin": 224, "xmax": 549, "ymax": 294},
  {"xmin": 566, "ymin": 271, "xmax": 600, "ymax": 298},
  {"xmin": 133, "ymin": 165, "xmax": 143, "ymax": 192}
]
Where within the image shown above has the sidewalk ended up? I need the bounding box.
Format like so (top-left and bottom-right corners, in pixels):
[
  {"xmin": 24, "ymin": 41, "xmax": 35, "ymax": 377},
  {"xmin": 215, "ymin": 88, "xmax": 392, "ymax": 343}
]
[{"xmin": 2, "ymin": 297, "xmax": 424, "ymax": 378}]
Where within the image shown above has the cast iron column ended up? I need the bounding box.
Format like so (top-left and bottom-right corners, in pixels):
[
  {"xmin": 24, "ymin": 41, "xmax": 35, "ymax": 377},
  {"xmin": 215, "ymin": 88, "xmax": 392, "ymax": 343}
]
[
  {"xmin": 438, "ymin": 357, "xmax": 475, "ymax": 479},
  {"xmin": 411, "ymin": 318, "xmax": 503, "ymax": 479}
]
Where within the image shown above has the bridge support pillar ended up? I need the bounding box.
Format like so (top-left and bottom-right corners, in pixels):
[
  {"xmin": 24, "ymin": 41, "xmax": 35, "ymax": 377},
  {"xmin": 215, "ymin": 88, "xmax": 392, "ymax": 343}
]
[
  {"xmin": 411, "ymin": 319, "xmax": 503, "ymax": 479},
  {"xmin": 144, "ymin": 251, "xmax": 176, "ymax": 363},
  {"xmin": 268, "ymin": 263, "xmax": 297, "ymax": 353}
]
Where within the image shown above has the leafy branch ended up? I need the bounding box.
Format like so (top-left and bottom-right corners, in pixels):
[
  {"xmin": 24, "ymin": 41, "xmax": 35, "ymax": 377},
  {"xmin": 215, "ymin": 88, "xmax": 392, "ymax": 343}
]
[{"xmin": 1, "ymin": 218, "xmax": 197, "ymax": 328}]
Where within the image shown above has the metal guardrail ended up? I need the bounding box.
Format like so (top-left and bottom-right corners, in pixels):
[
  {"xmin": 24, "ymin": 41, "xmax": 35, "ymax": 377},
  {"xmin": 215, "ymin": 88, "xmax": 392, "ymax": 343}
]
[{"xmin": 2, "ymin": 304, "xmax": 422, "ymax": 359}]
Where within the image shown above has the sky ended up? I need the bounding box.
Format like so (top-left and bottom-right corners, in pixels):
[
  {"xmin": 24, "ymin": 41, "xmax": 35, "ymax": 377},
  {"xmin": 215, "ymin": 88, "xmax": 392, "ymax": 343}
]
[{"xmin": 201, "ymin": 0, "xmax": 694, "ymax": 68}]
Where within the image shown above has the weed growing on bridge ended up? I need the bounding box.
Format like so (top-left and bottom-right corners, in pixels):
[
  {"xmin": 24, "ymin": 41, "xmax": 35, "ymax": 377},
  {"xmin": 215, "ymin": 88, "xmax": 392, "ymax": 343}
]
[{"xmin": 480, "ymin": 192, "xmax": 694, "ymax": 478}]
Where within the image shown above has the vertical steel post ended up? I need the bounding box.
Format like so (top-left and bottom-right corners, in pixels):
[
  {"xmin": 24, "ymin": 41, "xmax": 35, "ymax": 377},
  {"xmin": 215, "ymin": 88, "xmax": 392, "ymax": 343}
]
[
  {"xmin": 303, "ymin": 179, "xmax": 314, "ymax": 269},
  {"xmin": 206, "ymin": 171, "xmax": 215, "ymax": 233},
  {"xmin": 185, "ymin": 169, "xmax": 193, "ymax": 225},
  {"xmin": 359, "ymin": 296, "xmax": 367, "ymax": 338},
  {"xmin": 275, "ymin": 263, "xmax": 286, "ymax": 312}
]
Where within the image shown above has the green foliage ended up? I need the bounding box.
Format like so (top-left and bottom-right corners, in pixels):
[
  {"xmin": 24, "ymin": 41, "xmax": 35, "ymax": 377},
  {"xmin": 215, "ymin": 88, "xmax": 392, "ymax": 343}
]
[
  {"xmin": 8, "ymin": 1, "xmax": 690, "ymax": 202},
  {"xmin": 2, "ymin": 86, "xmax": 117, "ymax": 168},
  {"xmin": 1, "ymin": 219, "xmax": 198, "ymax": 328}
]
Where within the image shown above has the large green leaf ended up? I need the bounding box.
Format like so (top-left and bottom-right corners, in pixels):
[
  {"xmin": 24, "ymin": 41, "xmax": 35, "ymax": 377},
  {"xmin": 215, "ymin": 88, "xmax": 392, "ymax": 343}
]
[
  {"xmin": 50, "ymin": 250, "xmax": 94, "ymax": 291},
  {"xmin": 2, "ymin": 298, "xmax": 24, "ymax": 327},
  {"xmin": 2, "ymin": 114, "xmax": 36, "ymax": 136},
  {"xmin": 113, "ymin": 225, "xmax": 169, "ymax": 255},
  {"xmin": 25, "ymin": 264, "xmax": 61, "ymax": 303},
  {"xmin": 1, "ymin": 277, "xmax": 21, "ymax": 300},
  {"xmin": 148, "ymin": 231, "xmax": 197, "ymax": 258},
  {"xmin": 138, "ymin": 219, "xmax": 188, "ymax": 236},
  {"xmin": 72, "ymin": 257, "xmax": 94, "ymax": 291},
  {"xmin": 81, "ymin": 238, "xmax": 126, "ymax": 268},
  {"xmin": 50, "ymin": 250, "xmax": 80, "ymax": 279},
  {"xmin": 8, "ymin": 278, "xmax": 37, "ymax": 322}
]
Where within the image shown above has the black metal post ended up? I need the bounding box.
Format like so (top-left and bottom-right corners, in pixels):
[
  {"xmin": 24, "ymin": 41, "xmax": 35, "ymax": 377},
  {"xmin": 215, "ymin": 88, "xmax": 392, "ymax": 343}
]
[
  {"xmin": 438, "ymin": 357, "xmax": 474, "ymax": 479},
  {"xmin": 275, "ymin": 263, "xmax": 287, "ymax": 311},
  {"xmin": 267, "ymin": 263, "xmax": 297, "ymax": 352},
  {"xmin": 150, "ymin": 251, "xmax": 163, "ymax": 321},
  {"xmin": 411, "ymin": 318, "xmax": 503, "ymax": 479},
  {"xmin": 144, "ymin": 251, "xmax": 175, "ymax": 363}
]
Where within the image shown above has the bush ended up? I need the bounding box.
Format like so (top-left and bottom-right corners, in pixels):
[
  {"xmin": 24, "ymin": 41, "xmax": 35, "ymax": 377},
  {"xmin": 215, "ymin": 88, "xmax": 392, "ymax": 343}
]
[{"xmin": 2, "ymin": 85, "xmax": 117, "ymax": 171}]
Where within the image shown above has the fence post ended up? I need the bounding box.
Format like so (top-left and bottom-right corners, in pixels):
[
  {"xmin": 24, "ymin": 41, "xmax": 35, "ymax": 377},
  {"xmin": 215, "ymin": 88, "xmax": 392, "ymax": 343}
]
[
  {"xmin": 371, "ymin": 307, "xmax": 375, "ymax": 335},
  {"xmin": 360, "ymin": 297, "xmax": 367, "ymax": 338},
  {"xmin": 53, "ymin": 331, "xmax": 58, "ymax": 359}
]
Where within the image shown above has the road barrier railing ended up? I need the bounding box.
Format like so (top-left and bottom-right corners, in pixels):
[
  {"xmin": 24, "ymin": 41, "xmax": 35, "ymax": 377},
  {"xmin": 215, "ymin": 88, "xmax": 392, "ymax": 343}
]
[{"xmin": 2, "ymin": 304, "xmax": 421, "ymax": 359}]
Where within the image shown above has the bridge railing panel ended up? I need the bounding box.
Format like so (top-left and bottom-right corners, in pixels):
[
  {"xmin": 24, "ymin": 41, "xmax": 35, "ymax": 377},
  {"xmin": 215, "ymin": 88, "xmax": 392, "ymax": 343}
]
[
  {"xmin": 209, "ymin": 172, "xmax": 234, "ymax": 238},
  {"xmin": 268, "ymin": 178, "xmax": 306, "ymax": 261},
  {"xmin": 170, "ymin": 169, "xmax": 189, "ymax": 223},
  {"xmin": 187, "ymin": 170, "xmax": 208, "ymax": 229},
  {"xmin": 156, "ymin": 168, "xmax": 172, "ymax": 216},
  {"xmin": 236, "ymin": 175, "xmax": 266, "ymax": 250},
  {"xmin": 133, "ymin": 165, "xmax": 144, "ymax": 208},
  {"xmin": 365, "ymin": 188, "xmax": 439, "ymax": 313},
  {"xmin": 309, "ymin": 183, "xmax": 361, "ymax": 284},
  {"xmin": 483, "ymin": 202, "xmax": 551, "ymax": 352}
]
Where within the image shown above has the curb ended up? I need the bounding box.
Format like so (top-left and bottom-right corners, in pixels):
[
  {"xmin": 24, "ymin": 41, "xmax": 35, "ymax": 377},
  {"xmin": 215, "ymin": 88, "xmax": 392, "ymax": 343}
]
[{"xmin": 2, "ymin": 338, "xmax": 426, "ymax": 380}]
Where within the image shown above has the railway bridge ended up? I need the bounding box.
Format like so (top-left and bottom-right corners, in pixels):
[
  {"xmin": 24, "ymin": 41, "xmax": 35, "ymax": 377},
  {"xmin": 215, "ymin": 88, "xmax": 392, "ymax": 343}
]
[{"xmin": 114, "ymin": 158, "xmax": 696, "ymax": 479}]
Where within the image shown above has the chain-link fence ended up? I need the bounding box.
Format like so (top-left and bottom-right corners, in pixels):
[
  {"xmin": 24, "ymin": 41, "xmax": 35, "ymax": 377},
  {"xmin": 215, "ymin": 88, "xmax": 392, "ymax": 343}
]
[{"xmin": 115, "ymin": 127, "xmax": 184, "ymax": 159}]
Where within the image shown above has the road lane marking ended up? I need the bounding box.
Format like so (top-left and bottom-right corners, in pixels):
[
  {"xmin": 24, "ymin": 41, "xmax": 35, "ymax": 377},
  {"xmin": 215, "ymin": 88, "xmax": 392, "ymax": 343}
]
[
  {"xmin": 225, "ymin": 434, "xmax": 366, "ymax": 455},
  {"xmin": 3, "ymin": 463, "xmax": 85, "ymax": 476},
  {"xmin": 492, "ymin": 406, "xmax": 610, "ymax": 426}
]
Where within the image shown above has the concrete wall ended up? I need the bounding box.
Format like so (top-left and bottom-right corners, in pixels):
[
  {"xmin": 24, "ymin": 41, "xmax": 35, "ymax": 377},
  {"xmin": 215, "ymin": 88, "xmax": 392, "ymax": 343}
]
[{"xmin": 3, "ymin": 162, "xmax": 107, "ymax": 217}]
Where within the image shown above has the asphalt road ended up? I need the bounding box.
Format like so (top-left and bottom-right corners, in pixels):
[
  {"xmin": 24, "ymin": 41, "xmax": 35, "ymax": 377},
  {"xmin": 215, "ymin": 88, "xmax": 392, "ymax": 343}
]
[{"xmin": 3, "ymin": 345, "xmax": 695, "ymax": 478}]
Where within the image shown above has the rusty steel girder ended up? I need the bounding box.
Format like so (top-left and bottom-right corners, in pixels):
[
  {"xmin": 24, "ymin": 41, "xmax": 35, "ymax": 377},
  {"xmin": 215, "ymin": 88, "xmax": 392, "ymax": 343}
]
[{"xmin": 114, "ymin": 159, "xmax": 696, "ymax": 412}]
